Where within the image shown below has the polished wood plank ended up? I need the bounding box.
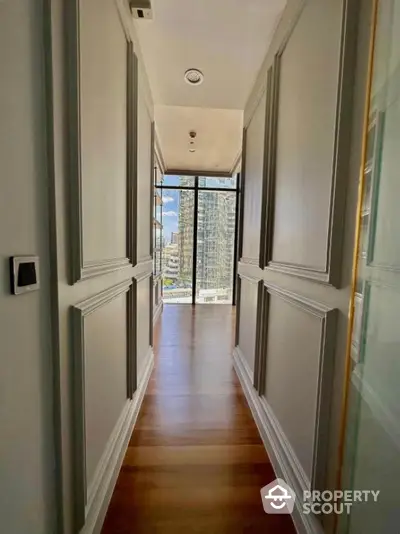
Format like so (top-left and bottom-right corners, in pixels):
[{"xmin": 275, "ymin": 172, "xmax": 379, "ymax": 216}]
[{"xmin": 102, "ymin": 305, "xmax": 296, "ymax": 533}]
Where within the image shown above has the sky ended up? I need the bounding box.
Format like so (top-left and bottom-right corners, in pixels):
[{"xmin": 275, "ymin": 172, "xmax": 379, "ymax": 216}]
[
  {"xmin": 159, "ymin": 188, "xmax": 179, "ymax": 243},
  {"xmin": 156, "ymin": 175, "xmax": 237, "ymax": 244}
]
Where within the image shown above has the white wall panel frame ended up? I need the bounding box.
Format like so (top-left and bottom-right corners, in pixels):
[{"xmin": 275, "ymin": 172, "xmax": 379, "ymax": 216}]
[
  {"xmin": 259, "ymin": 55, "xmax": 281, "ymax": 269},
  {"xmin": 259, "ymin": 284, "xmax": 338, "ymax": 492},
  {"xmin": 66, "ymin": 0, "xmax": 138, "ymax": 283},
  {"xmin": 127, "ymin": 44, "xmax": 139, "ymax": 269},
  {"xmin": 267, "ymin": 0, "xmax": 359, "ymax": 287},
  {"xmin": 71, "ymin": 279, "xmax": 133, "ymax": 530},
  {"xmin": 241, "ymin": 91, "xmax": 267, "ymax": 264},
  {"xmin": 235, "ymin": 274, "xmax": 260, "ymax": 385}
]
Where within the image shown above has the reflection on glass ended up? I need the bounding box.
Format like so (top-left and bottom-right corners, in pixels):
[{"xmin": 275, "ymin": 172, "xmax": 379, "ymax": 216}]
[
  {"xmin": 160, "ymin": 175, "xmax": 195, "ymax": 187},
  {"xmin": 196, "ymin": 191, "xmax": 236, "ymax": 304},
  {"xmin": 339, "ymin": 3, "xmax": 400, "ymax": 533},
  {"xmin": 153, "ymin": 178, "xmax": 163, "ymax": 276},
  {"xmin": 198, "ymin": 176, "xmax": 237, "ymax": 189},
  {"xmin": 161, "ymin": 187, "xmax": 194, "ymax": 303}
]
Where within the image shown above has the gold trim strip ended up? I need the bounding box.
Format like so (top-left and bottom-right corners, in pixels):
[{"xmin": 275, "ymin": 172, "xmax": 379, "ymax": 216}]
[{"xmin": 334, "ymin": 0, "xmax": 379, "ymax": 529}]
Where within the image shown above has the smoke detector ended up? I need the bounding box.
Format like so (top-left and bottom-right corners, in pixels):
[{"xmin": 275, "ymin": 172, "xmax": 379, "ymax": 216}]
[
  {"xmin": 129, "ymin": 0, "xmax": 153, "ymax": 19},
  {"xmin": 184, "ymin": 69, "xmax": 204, "ymax": 86}
]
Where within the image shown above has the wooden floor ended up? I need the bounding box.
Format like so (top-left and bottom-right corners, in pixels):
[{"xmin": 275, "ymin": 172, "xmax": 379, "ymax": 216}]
[{"xmin": 102, "ymin": 305, "xmax": 296, "ymax": 533}]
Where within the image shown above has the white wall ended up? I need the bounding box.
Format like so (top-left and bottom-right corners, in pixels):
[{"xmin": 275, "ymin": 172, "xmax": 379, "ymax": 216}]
[
  {"xmin": 137, "ymin": 63, "xmax": 153, "ymax": 263},
  {"xmin": 48, "ymin": 0, "xmax": 157, "ymax": 532},
  {"xmin": 235, "ymin": 1, "xmax": 370, "ymax": 533},
  {"xmin": 80, "ymin": 0, "xmax": 128, "ymax": 263},
  {"xmin": 0, "ymin": 1, "xmax": 56, "ymax": 532},
  {"xmin": 242, "ymin": 95, "xmax": 266, "ymax": 262}
]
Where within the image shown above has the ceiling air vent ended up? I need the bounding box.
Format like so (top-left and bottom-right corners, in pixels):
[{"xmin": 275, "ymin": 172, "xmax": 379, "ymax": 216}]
[
  {"xmin": 184, "ymin": 69, "xmax": 204, "ymax": 86},
  {"xmin": 129, "ymin": 0, "xmax": 153, "ymax": 19}
]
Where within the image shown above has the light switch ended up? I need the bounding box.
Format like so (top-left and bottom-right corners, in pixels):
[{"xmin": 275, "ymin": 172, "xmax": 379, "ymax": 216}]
[{"xmin": 10, "ymin": 256, "xmax": 40, "ymax": 295}]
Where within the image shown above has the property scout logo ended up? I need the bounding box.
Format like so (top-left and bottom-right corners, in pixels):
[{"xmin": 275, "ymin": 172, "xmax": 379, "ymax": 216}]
[{"xmin": 261, "ymin": 479, "xmax": 380, "ymax": 516}]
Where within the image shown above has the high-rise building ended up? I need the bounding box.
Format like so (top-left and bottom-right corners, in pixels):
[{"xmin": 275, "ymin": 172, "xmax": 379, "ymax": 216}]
[
  {"xmin": 171, "ymin": 231, "xmax": 179, "ymax": 245},
  {"xmin": 178, "ymin": 177, "xmax": 195, "ymax": 285},
  {"xmin": 162, "ymin": 243, "xmax": 179, "ymax": 280},
  {"xmin": 178, "ymin": 176, "xmax": 236, "ymax": 298}
]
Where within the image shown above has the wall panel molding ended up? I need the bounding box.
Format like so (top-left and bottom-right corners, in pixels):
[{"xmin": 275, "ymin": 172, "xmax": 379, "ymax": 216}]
[
  {"xmin": 149, "ymin": 274, "xmax": 154, "ymax": 347},
  {"xmin": 267, "ymin": 0, "xmax": 359, "ymax": 287},
  {"xmin": 233, "ymin": 347, "xmax": 321, "ymax": 534},
  {"xmin": 244, "ymin": 0, "xmax": 306, "ymax": 129},
  {"xmin": 237, "ymin": 129, "xmax": 246, "ymax": 261},
  {"xmin": 66, "ymin": 0, "xmax": 138, "ymax": 283},
  {"xmin": 134, "ymin": 269, "xmax": 152, "ymax": 283},
  {"xmin": 127, "ymin": 43, "xmax": 139, "ymax": 268},
  {"xmin": 83, "ymin": 350, "xmax": 153, "ymax": 534},
  {"xmin": 154, "ymin": 129, "xmax": 166, "ymax": 174},
  {"xmin": 237, "ymin": 271, "xmax": 260, "ymax": 284},
  {"xmin": 259, "ymin": 55, "xmax": 280, "ymax": 269},
  {"xmin": 233, "ymin": 346, "xmax": 253, "ymax": 386},
  {"xmin": 234, "ymin": 276, "xmax": 242, "ymax": 346},
  {"xmin": 241, "ymin": 89, "xmax": 267, "ymax": 263},
  {"xmin": 253, "ymin": 283, "xmax": 270, "ymax": 392},
  {"xmin": 136, "ymin": 255, "xmax": 152, "ymax": 266},
  {"xmin": 261, "ymin": 283, "xmax": 337, "ymax": 492},
  {"xmin": 71, "ymin": 279, "xmax": 134, "ymax": 530},
  {"xmin": 237, "ymin": 261, "xmax": 263, "ymax": 285},
  {"xmin": 149, "ymin": 121, "xmax": 155, "ymax": 258},
  {"xmin": 240, "ymin": 257, "xmax": 259, "ymax": 267},
  {"xmin": 128, "ymin": 279, "xmax": 137, "ymax": 397}
]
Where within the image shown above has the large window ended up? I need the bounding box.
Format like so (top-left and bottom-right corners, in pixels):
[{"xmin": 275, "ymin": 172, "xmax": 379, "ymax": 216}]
[
  {"xmin": 196, "ymin": 190, "xmax": 236, "ymax": 304},
  {"xmin": 156, "ymin": 175, "xmax": 239, "ymax": 305},
  {"xmin": 161, "ymin": 187, "xmax": 194, "ymax": 304}
]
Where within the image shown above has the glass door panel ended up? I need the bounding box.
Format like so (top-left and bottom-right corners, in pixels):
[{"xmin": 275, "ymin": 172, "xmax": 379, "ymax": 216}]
[
  {"xmin": 195, "ymin": 191, "xmax": 236, "ymax": 304},
  {"xmin": 340, "ymin": 2, "xmax": 400, "ymax": 532},
  {"xmin": 161, "ymin": 188, "xmax": 194, "ymax": 304}
]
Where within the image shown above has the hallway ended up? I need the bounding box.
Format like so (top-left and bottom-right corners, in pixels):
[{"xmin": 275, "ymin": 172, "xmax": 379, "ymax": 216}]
[{"xmin": 102, "ymin": 305, "xmax": 296, "ymax": 533}]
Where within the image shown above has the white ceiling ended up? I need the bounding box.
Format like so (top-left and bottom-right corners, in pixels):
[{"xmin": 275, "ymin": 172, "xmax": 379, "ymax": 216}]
[
  {"xmin": 134, "ymin": 0, "xmax": 286, "ymax": 173},
  {"xmin": 155, "ymin": 105, "xmax": 243, "ymax": 173}
]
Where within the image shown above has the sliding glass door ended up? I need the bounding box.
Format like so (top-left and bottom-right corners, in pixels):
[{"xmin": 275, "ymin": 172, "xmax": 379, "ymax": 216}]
[{"xmin": 156, "ymin": 175, "xmax": 239, "ymax": 305}]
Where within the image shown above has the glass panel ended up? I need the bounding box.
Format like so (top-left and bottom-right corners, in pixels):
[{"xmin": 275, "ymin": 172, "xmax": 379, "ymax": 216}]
[
  {"xmin": 195, "ymin": 191, "xmax": 236, "ymax": 304},
  {"xmin": 340, "ymin": 3, "xmax": 400, "ymax": 533},
  {"xmin": 153, "ymin": 166, "xmax": 163, "ymax": 276},
  {"xmin": 198, "ymin": 175, "xmax": 237, "ymax": 189},
  {"xmin": 161, "ymin": 188, "xmax": 194, "ymax": 303},
  {"xmin": 160, "ymin": 175, "xmax": 195, "ymax": 187},
  {"xmin": 154, "ymin": 226, "xmax": 162, "ymax": 275}
]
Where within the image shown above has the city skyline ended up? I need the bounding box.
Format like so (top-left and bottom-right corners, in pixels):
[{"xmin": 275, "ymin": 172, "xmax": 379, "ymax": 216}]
[
  {"xmin": 159, "ymin": 175, "xmax": 237, "ymax": 246},
  {"xmin": 156, "ymin": 176, "xmax": 236, "ymax": 303}
]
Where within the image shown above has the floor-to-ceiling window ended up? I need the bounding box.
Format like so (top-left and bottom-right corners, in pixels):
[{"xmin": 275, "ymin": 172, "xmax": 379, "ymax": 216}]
[{"xmin": 156, "ymin": 175, "xmax": 239, "ymax": 305}]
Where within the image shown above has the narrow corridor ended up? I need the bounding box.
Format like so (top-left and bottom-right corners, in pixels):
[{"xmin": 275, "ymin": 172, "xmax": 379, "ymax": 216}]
[{"xmin": 102, "ymin": 305, "xmax": 296, "ymax": 533}]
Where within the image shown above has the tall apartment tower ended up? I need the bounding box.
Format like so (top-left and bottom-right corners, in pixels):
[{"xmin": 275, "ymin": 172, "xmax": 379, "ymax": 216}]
[
  {"xmin": 178, "ymin": 177, "xmax": 195, "ymax": 285},
  {"xmin": 178, "ymin": 176, "xmax": 236, "ymax": 295}
]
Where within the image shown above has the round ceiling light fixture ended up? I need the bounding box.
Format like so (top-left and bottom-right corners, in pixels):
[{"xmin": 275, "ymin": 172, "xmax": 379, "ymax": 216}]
[
  {"xmin": 189, "ymin": 148, "xmax": 196, "ymax": 153},
  {"xmin": 184, "ymin": 68, "xmax": 204, "ymax": 86}
]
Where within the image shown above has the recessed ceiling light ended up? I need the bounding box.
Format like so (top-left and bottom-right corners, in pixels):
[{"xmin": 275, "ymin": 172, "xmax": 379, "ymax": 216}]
[
  {"xmin": 184, "ymin": 69, "xmax": 204, "ymax": 86},
  {"xmin": 189, "ymin": 149, "xmax": 196, "ymax": 153}
]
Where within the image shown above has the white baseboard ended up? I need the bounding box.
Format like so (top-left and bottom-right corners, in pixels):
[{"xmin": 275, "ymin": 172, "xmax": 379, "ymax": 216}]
[
  {"xmin": 82, "ymin": 349, "xmax": 154, "ymax": 534},
  {"xmin": 233, "ymin": 347, "xmax": 323, "ymax": 534},
  {"xmin": 153, "ymin": 300, "xmax": 163, "ymax": 325}
]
